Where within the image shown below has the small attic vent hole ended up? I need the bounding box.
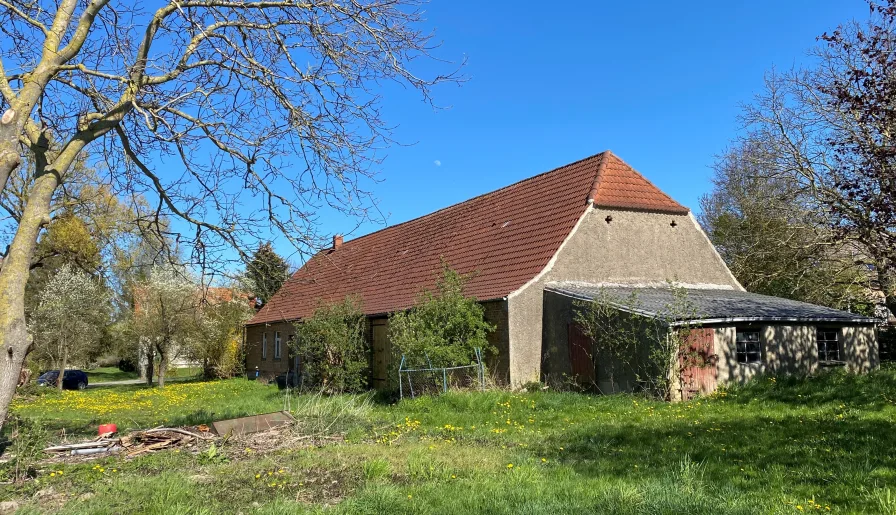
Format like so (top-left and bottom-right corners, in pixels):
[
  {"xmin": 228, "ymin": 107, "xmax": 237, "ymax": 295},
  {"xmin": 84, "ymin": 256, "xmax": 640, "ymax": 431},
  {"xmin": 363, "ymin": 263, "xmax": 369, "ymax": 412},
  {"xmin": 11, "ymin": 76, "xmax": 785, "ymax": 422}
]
[
  {"xmin": 670, "ymin": 220, "xmax": 677, "ymax": 227},
  {"xmin": 502, "ymin": 220, "xmax": 511, "ymax": 228},
  {"xmin": 605, "ymin": 215, "xmax": 613, "ymax": 224}
]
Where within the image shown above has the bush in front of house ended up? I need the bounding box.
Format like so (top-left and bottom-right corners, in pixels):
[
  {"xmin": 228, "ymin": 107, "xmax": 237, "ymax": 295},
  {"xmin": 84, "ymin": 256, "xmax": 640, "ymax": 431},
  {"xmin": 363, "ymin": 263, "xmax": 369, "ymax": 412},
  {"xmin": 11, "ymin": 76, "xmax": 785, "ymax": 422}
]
[
  {"xmin": 389, "ymin": 265, "xmax": 496, "ymax": 368},
  {"xmin": 573, "ymin": 282, "xmax": 706, "ymax": 400},
  {"xmin": 293, "ymin": 296, "xmax": 368, "ymax": 393}
]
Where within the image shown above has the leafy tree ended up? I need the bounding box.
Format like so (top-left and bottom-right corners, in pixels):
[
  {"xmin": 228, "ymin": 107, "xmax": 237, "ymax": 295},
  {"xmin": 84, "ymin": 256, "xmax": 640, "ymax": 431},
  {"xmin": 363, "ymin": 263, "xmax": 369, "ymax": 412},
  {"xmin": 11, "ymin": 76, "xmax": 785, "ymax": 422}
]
[
  {"xmin": 29, "ymin": 264, "xmax": 109, "ymax": 389},
  {"xmin": 700, "ymin": 141, "xmax": 874, "ymax": 314},
  {"xmin": 389, "ymin": 266, "xmax": 495, "ymax": 368},
  {"xmin": 245, "ymin": 243, "xmax": 289, "ymax": 305},
  {"xmin": 24, "ymin": 213, "xmax": 101, "ymax": 318},
  {"xmin": 293, "ymin": 296, "xmax": 368, "ymax": 394},
  {"xmin": 191, "ymin": 288, "xmax": 254, "ymax": 380},
  {"xmin": 0, "ymin": 0, "xmax": 459, "ymax": 428}
]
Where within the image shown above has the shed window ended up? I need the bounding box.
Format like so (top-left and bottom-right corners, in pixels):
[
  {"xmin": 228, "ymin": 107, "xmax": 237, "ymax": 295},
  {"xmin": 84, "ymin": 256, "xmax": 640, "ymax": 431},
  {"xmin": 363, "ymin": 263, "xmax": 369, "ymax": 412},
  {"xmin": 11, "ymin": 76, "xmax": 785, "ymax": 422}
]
[
  {"xmin": 274, "ymin": 331, "xmax": 282, "ymax": 359},
  {"xmin": 817, "ymin": 329, "xmax": 840, "ymax": 362},
  {"xmin": 262, "ymin": 333, "xmax": 268, "ymax": 360},
  {"xmin": 735, "ymin": 329, "xmax": 762, "ymax": 364}
]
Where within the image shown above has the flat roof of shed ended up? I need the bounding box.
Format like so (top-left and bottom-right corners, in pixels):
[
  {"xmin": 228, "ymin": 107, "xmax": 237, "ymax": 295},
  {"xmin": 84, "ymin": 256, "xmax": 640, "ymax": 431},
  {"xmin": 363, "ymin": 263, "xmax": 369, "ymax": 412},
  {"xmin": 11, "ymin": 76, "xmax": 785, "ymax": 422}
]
[{"xmin": 546, "ymin": 282, "xmax": 878, "ymax": 325}]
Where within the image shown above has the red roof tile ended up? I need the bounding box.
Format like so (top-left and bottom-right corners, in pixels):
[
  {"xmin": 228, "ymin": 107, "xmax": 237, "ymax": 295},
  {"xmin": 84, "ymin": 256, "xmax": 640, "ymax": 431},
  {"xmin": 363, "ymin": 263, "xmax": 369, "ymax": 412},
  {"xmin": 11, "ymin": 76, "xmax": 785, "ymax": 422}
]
[
  {"xmin": 249, "ymin": 151, "xmax": 689, "ymax": 324},
  {"xmin": 589, "ymin": 153, "xmax": 689, "ymax": 214}
]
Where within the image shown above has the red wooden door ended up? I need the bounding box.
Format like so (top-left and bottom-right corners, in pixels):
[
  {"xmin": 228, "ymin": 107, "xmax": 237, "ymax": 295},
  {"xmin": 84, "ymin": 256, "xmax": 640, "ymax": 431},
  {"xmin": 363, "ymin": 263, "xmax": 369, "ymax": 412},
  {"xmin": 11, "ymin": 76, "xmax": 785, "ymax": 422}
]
[
  {"xmin": 679, "ymin": 328, "xmax": 717, "ymax": 400},
  {"xmin": 568, "ymin": 323, "xmax": 595, "ymax": 383}
]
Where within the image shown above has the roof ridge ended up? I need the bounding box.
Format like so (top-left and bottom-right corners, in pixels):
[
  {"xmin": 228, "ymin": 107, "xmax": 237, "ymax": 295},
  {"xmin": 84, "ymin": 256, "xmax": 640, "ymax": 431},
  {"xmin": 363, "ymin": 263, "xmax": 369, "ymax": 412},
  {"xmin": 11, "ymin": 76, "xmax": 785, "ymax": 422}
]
[
  {"xmin": 335, "ymin": 150, "xmax": 609, "ymax": 249},
  {"xmin": 586, "ymin": 150, "xmax": 612, "ymax": 203}
]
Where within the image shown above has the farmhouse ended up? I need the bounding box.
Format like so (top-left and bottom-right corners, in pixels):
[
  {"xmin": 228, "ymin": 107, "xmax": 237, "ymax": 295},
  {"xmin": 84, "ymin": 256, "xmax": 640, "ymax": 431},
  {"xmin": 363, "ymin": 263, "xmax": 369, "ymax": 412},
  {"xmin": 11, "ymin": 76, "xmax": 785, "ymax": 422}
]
[{"xmin": 244, "ymin": 151, "xmax": 878, "ymax": 392}]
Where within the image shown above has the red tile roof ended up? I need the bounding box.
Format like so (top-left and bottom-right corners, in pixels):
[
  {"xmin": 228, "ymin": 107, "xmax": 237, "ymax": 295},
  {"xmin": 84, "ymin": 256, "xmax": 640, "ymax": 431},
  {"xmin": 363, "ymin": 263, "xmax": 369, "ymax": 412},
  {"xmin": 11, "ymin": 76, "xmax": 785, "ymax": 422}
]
[{"xmin": 249, "ymin": 151, "xmax": 689, "ymax": 324}]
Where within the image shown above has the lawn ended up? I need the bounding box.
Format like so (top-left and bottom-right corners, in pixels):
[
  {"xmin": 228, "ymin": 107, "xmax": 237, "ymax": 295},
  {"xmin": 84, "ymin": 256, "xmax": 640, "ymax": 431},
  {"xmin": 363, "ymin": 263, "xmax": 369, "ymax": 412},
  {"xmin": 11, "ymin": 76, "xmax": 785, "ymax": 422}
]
[
  {"xmin": 5, "ymin": 370, "xmax": 896, "ymax": 514},
  {"xmin": 82, "ymin": 366, "xmax": 202, "ymax": 385},
  {"xmin": 83, "ymin": 367, "xmax": 139, "ymax": 383}
]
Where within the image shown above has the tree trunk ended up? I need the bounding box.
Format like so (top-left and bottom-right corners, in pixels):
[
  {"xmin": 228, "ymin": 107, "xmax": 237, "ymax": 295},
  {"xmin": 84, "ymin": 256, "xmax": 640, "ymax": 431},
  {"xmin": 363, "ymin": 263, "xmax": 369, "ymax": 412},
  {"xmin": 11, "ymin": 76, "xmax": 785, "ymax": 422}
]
[
  {"xmin": 157, "ymin": 345, "xmax": 168, "ymax": 388},
  {"xmin": 0, "ymin": 171, "xmax": 60, "ymax": 430},
  {"xmin": 144, "ymin": 341, "xmax": 154, "ymax": 387},
  {"xmin": 0, "ymin": 109, "xmax": 23, "ymax": 198},
  {"xmin": 57, "ymin": 346, "xmax": 68, "ymax": 391}
]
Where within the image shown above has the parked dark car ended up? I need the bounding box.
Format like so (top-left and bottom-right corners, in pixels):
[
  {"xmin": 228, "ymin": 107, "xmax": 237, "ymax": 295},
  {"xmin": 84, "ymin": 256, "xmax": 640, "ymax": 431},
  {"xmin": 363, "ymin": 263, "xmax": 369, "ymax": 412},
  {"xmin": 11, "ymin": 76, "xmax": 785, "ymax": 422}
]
[{"xmin": 37, "ymin": 370, "xmax": 89, "ymax": 390}]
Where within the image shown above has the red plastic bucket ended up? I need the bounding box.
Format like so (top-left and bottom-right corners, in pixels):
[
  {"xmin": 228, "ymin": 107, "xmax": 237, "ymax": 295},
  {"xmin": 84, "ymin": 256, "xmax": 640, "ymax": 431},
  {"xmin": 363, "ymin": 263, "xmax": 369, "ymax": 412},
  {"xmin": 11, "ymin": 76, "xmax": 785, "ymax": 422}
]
[{"xmin": 98, "ymin": 423, "xmax": 117, "ymax": 435}]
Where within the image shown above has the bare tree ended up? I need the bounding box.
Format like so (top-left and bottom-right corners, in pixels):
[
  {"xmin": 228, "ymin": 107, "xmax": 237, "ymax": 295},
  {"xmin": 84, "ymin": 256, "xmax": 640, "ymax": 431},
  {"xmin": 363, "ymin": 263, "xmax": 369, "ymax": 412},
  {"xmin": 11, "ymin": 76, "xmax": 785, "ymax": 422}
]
[
  {"xmin": 730, "ymin": 1, "xmax": 896, "ymax": 315},
  {"xmin": 700, "ymin": 139, "xmax": 873, "ymax": 313},
  {"xmin": 0, "ymin": 0, "xmax": 459, "ymax": 427}
]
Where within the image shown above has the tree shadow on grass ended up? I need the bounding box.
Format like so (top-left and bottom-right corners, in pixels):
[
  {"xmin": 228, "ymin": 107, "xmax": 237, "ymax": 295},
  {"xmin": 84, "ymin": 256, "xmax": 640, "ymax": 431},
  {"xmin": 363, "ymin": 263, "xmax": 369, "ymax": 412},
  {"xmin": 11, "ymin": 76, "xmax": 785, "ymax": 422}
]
[
  {"xmin": 535, "ymin": 409, "xmax": 896, "ymax": 510},
  {"xmin": 721, "ymin": 369, "xmax": 896, "ymax": 410}
]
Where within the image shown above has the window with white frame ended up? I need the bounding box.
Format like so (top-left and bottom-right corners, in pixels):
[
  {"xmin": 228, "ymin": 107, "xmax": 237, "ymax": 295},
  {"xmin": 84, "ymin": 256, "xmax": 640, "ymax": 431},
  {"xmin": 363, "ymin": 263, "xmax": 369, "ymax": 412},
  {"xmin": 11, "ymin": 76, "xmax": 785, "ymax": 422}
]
[
  {"xmin": 274, "ymin": 332, "xmax": 282, "ymax": 359},
  {"xmin": 262, "ymin": 333, "xmax": 268, "ymax": 360},
  {"xmin": 817, "ymin": 329, "xmax": 840, "ymax": 362},
  {"xmin": 735, "ymin": 328, "xmax": 762, "ymax": 364}
]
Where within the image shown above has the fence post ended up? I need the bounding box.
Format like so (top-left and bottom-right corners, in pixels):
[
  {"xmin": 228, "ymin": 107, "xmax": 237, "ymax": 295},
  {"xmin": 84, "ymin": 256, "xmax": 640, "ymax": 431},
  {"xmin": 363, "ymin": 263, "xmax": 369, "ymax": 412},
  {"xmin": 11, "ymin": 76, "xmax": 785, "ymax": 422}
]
[
  {"xmin": 442, "ymin": 368, "xmax": 448, "ymax": 393},
  {"xmin": 398, "ymin": 355, "xmax": 405, "ymax": 400},
  {"xmin": 476, "ymin": 347, "xmax": 484, "ymax": 391}
]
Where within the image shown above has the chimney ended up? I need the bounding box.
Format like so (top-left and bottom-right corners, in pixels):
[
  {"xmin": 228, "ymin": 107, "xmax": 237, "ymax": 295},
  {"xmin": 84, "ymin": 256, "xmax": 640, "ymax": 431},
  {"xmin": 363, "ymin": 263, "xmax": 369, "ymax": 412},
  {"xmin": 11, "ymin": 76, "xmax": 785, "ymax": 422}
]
[{"xmin": 333, "ymin": 234, "xmax": 343, "ymax": 250}]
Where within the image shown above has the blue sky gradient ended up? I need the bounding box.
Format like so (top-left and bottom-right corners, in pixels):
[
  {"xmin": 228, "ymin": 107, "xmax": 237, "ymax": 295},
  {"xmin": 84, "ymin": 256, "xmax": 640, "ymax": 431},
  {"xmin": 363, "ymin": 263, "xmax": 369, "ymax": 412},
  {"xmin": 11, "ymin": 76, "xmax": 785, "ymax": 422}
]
[{"xmin": 267, "ymin": 1, "xmax": 868, "ymax": 262}]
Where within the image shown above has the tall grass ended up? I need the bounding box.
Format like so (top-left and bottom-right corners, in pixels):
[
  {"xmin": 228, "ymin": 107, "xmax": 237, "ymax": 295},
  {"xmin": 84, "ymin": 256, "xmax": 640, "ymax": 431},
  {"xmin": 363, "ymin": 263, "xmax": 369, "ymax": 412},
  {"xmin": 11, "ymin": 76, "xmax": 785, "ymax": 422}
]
[{"xmin": 290, "ymin": 390, "xmax": 374, "ymax": 436}]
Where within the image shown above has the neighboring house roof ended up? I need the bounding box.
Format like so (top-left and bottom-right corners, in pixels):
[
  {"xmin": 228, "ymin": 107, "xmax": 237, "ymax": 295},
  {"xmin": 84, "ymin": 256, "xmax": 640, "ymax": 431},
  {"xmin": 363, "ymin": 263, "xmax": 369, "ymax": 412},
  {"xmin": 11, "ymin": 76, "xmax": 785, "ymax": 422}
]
[
  {"xmin": 249, "ymin": 151, "xmax": 689, "ymax": 325},
  {"xmin": 546, "ymin": 282, "xmax": 878, "ymax": 325}
]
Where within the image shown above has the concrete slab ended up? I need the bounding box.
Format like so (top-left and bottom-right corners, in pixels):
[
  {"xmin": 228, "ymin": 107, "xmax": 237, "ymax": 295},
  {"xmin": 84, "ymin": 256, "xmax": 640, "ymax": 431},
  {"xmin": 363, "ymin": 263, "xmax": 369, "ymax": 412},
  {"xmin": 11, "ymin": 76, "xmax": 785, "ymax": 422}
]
[{"xmin": 211, "ymin": 411, "xmax": 294, "ymax": 436}]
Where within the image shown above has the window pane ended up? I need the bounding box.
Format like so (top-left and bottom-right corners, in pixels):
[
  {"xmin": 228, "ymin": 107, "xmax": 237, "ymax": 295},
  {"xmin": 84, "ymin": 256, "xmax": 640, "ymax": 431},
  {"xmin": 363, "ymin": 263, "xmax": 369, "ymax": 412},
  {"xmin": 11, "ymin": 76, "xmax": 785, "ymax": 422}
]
[
  {"xmin": 817, "ymin": 329, "xmax": 839, "ymax": 361},
  {"xmin": 736, "ymin": 329, "xmax": 761, "ymax": 364}
]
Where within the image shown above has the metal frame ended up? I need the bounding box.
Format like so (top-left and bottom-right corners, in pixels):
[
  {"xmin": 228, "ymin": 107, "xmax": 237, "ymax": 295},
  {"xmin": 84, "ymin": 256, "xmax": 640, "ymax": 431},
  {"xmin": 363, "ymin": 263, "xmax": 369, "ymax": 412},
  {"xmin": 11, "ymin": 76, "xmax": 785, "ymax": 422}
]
[{"xmin": 398, "ymin": 347, "xmax": 484, "ymax": 399}]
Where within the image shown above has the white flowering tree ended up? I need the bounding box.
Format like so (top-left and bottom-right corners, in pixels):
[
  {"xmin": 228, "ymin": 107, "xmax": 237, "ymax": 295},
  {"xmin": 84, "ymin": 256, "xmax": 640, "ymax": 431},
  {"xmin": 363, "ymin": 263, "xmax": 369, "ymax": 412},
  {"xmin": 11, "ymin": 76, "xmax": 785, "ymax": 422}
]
[
  {"xmin": 30, "ymin": 264, "xmax": 109, "ymax": 389},
  {"xmin": 131, "ymin": 266, "xmax": 199, "ymax": 388}
]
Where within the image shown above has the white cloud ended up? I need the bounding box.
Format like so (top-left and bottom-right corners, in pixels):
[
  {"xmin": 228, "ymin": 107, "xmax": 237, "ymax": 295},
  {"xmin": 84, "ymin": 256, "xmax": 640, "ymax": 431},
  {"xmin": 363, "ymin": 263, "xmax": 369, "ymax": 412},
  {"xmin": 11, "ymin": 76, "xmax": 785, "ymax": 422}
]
[{"xmin": 433, "ymin": 160, "xmax": 442, "ymax": 167}]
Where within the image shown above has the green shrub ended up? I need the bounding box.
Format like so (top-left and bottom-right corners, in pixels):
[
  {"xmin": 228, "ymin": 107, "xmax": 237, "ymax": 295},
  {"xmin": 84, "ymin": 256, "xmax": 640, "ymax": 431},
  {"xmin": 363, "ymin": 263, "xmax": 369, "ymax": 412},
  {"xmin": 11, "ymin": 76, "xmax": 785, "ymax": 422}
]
[
  {"xmin": 0, "ymin": 415, "xmax": 48, "ymax": 482},
  {"xmin": 293, "ymin": 296, "xmax": 368, "ymax": 393},
  {"xmin": 389, "ymin": 265, "xmax": 495, "ymax": 368}
]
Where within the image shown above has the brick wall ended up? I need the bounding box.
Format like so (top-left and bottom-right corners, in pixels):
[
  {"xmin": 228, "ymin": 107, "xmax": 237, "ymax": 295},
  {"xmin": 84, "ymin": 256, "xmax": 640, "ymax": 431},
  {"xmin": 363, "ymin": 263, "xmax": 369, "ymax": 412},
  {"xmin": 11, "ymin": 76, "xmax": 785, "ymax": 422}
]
[
  {"xmin": 245, "ymin": 301, "xmax": 509, "ymax": 386},
  {"xmin": 245, "ymin": 321, "xmax": 295, "ymax": 381}
]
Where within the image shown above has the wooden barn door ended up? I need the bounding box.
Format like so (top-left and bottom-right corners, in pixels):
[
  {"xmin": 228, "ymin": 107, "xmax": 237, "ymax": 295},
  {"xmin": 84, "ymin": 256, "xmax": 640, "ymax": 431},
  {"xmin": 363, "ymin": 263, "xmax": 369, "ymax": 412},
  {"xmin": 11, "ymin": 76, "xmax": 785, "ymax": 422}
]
[
  {"xmin": 679, "ymin": 328, "xmax": 717, "ymax": 400},
  {"xmin": 568, "ymin": 323, "xmax": 595, "ymax": 384}
]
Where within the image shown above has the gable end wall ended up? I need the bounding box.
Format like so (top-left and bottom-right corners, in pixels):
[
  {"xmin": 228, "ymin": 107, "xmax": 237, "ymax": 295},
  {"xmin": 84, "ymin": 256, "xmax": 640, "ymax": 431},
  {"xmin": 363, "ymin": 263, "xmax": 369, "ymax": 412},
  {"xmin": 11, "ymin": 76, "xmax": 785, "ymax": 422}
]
[{"xmin": 506, "ymin": 207, "xmax": 742, "ymax": 386}]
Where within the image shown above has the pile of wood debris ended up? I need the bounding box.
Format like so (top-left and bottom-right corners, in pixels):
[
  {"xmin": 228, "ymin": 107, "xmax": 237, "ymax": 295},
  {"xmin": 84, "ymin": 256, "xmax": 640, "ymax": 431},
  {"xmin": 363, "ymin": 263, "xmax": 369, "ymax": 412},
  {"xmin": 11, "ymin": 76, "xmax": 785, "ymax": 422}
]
[{"xmin": 44, "ymin": 427, "xmax": 214, "ymax": 459}]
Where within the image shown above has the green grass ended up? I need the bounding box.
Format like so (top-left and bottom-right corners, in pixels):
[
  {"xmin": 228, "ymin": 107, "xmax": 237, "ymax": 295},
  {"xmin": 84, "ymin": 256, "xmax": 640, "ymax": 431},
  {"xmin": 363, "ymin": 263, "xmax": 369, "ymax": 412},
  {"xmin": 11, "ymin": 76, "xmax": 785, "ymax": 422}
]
[
  {"xmin": 6, "ymin": 370, "xmax": 896, "ymax": 513},
  {"xmin": 83, "ymin": 366, "xmax": 202, "ymax": 384},
  {"xmin": 84, "ymin": 367, "xmax": 139, "ymax": 383},
  {"xmin": 11, "ymin": 379, "xmax": 285, "ymax": 435}
]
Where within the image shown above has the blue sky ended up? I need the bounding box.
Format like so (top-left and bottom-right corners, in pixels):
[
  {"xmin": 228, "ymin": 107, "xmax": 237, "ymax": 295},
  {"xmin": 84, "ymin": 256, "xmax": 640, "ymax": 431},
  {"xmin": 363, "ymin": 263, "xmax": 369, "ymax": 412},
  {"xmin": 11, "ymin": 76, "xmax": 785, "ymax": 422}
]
[{"xmin": 296, "ymin": 0, "xmax": 866, "ymax": 255}]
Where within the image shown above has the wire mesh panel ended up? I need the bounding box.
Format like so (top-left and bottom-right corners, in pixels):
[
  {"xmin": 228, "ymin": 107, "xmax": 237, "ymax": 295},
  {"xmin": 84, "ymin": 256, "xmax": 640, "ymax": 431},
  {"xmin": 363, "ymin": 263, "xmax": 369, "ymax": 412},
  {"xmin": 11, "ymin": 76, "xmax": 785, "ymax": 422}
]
[{"xmin": 398, "ymin": 348, "xmax": 485, "ymax": 399}]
